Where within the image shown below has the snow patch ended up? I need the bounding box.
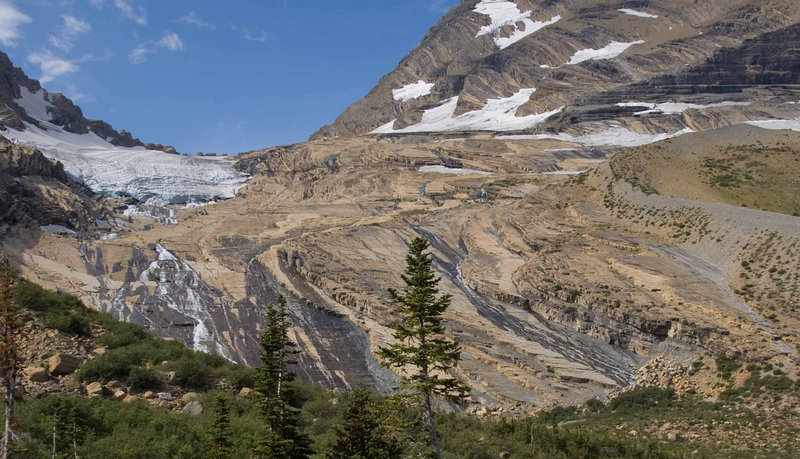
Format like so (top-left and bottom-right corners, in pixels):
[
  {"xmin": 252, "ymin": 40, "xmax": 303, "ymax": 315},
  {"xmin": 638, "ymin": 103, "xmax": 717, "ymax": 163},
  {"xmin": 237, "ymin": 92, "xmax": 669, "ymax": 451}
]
[
  {"xmin": 745, "ymin": 118, "xmax": 800, "ymax": 131},
  {"xmin": 617, "ymin": 101, "xmax": 750, "ymax": 115},
  {"xmin": 373, "ymin": 89, "xmax": 563, "ymax": 133},
  {"xmin": 100, "ymin": 233, "xmax": 119, "ymax": 240},
  {"xmin": 418, "ymin": 165, "xmax": 493, "ymax": 175},
  {"xmin": 542, "ymin": 169, "xmax": 589, "ymax": 176},
  {"xmin": 16, "ymin": 87, "xmax": 53, "ymax": 122},
  {"xmin": 123, "ymin": 203, "xmax": 177, "ymax": 225},
  {"xmin": 40, "ymin": 224, "xmax": 75, "ymax": 235},
  {"xmin": 393, "ymin": 80, "xmax": 434, "ymax": 101},
  {"xmin": 567, "ymin": 41, "xmax": 645, "ymax": 65},
  {"xmin": 496, "ymin": 126, "xmax": 695, "ymax": 147},
  {"xmin": 474, "ymin": 1, "xmax": 560, "ymax": 49},
  {"xmin": 618, "ymin": 8, "xmax": 658, "ymax": 18}
]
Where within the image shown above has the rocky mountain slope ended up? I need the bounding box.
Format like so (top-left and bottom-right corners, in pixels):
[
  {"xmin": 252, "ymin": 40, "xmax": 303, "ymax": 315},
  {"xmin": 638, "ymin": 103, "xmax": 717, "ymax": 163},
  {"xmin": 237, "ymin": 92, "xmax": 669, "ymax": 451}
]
[{"xmin": 314, "ymin": 0, "xmax": 800, "ymax": 143}]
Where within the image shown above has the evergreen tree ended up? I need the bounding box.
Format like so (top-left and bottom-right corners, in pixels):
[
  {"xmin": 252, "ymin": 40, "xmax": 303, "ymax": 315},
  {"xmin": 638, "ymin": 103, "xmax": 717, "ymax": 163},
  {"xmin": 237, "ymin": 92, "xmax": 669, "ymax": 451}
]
[
  {"xmin": 208, "ymin": 395, "xmax": 232, "ymax": 459},
  {"xmin": 325, "ymin": 387, "xmax": 402, "ymax": 459},
  {"xmin": 253, "ymin": 296, "xmax": 312, "ymax": 459},
  {"xmin": 377, "ymin": 237, "xmax": 470, "ymax": 459},
  {"xmin": 0, "ymin": 259, "xmax": 22, "ymax": 459}
]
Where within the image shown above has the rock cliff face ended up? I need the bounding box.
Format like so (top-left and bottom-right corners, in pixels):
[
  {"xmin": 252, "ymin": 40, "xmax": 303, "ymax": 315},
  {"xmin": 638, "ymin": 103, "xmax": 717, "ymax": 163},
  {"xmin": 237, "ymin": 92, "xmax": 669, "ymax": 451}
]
[
  {"xmin": 0, "ymin": 136, "xmax": 106, "ymax": 232},
  {"xmin": 313, "ymin": 0, "xmax": 800, "ymax": 140}
]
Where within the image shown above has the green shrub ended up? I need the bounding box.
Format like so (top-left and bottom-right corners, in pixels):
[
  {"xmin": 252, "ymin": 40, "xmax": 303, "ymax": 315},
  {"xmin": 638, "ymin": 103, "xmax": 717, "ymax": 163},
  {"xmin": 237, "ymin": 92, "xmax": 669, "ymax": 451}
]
[{"xmin": 127, "ymin": 367, "xmax": 162, "ymax": 392}]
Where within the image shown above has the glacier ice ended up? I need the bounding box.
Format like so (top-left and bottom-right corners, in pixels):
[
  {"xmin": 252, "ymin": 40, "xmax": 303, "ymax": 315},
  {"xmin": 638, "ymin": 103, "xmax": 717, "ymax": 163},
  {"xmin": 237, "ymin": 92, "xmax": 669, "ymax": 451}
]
[{"xmin": 4, "ymin": 88, "xmax": 249, "ymax": 205}]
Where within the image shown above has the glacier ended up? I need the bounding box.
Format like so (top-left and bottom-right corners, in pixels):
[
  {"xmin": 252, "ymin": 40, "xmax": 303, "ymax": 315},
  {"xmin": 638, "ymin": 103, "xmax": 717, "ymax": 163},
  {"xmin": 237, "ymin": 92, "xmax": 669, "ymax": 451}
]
[{"xmin": 4, "ymin": 88, "xmax": 249, "ymax": 205}]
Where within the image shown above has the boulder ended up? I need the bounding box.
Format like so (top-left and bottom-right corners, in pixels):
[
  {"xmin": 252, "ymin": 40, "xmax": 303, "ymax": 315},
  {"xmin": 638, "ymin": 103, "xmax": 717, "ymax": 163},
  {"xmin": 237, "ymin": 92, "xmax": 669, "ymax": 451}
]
[
  {"xmin": 92, "ymin": 347, "xmax": 107, "ymax": 355},
  {"xmin": 48, "ymin": 353, "xmax": 81, "ymax": 376},
  {"xmin": 23, "ymin": 365, "xmax": 48, "ymax": 383},
  {"xmin": 157, "ymin": 392, "xmax": 174, "ymax": 401},
  {"xmin": 85, "ymin": 382, "xmax": 105, "ymax": 397},
  {"xmin": 123, "ymin": 395, "xmax": 138, "ymax": 403},
  {"xmin": 239, "ymin": 387, "xmax": 255, "ymax": 397},
  {"xmin": 142, "ymin": 391, "xmax": 154, "ymax": 398},
  {"xmin": 181, "ymin": 392, "xmax": 199, "ymax": 403},
  {"xmin": 62, "ymin": 375, "xmax": 81, "ymax": 390},
  {"xmin": 181, "ymin": 401, "xmax": 203, "ymax": 416},
  {"xmin": 111, "ymin": 389, "xmax": 127, "ymax": 401}
]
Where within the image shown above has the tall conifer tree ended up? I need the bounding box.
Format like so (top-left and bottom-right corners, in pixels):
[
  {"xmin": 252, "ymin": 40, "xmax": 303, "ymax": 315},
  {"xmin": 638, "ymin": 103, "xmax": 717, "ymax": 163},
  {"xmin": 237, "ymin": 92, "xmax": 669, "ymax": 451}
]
[
  {"xmin": 254, "ymin": 296, "xmax": 311, "ymax": 458},
  {"xmin": 208, "ymin": 395, "xmax": 232, "ymax": 459},
  {"xmin": 378, "ymin": 237, "xmax": 470, "ymax": 459}
]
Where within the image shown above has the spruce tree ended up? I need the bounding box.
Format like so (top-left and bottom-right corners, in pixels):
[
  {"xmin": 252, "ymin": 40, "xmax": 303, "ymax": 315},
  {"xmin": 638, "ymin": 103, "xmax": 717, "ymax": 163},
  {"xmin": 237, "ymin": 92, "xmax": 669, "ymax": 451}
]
[
  {"xmin": 0, "ymin": 259, "xmax": 22, "ymax": 459},
  {"xmin": 378, "ymin": 237, "xmax": 470, "ymax": 459},
  {"xmin": 325, "ymin": 387, "xmax": 401, "ymax": 459},
  {"xmin": 208, "ymin": 395, "xmax": 232, "ymax": 459},
  {"xmin": 254, "ymin": 296, "xmax": 312, "ymax": 459}
]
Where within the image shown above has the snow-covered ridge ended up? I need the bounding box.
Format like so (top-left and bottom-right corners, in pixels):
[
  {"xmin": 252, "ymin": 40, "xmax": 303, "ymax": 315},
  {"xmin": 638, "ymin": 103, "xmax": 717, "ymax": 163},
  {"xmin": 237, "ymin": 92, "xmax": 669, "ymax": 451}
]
[
  {"xmin": 567, "ymin": 41, "xmax": 645, "ymax": 65},
  {"xmin": 617, "ymin": 101, "xmax": 751, "ymax": 115},
  {"xmin": 473, "ymin": 0, "xmax": 560, "ymax": 50},
  {"xmin": 618, "ymin": 9, "xmax": 658, "ymax": 19},
  {"xmin": 4, "ymin": 88, "xmax": 249, "ymax": 205},
  {"xmin": 393, "ymin": 80, "xmax": 434, "ymax": 101},
  {"xmin": 373, "ymin": 88, "xmax": 563, "ymax": 134}
]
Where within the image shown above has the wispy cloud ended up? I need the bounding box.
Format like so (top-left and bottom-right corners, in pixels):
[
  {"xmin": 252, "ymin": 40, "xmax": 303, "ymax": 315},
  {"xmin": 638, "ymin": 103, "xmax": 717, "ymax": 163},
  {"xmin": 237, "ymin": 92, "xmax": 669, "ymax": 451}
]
[
  {"xmin": 243, "ymin": 29, "xmax": 268, "ymax": 43},
  {"xmin": 179, "ymin": 11, "xmax": 211, "ymax": 28},
  {"xmin": 128, "ymin": 44, "xmax": 153, "ymax": 64},
  {"xmin": 27, "ymin": 50, "xmax": 79, "ymax": 83},
  {"xmin": 65, "ymin": 85, "xmax": 95, "ymax": 103},
  {"xmin": 49, "ymin": 15, "xmax": 91, "ymax": 51},
  {"xmin": 0, "ymin": 1, "xmax": 32, "ymax": 47},
  {"xmin": 157, "ymin": 32, "xmax": 185, "ymax": 51},
  {"xmin": 130, "ymin": 32, "xmax": 184, "ymax": 64},
  {"xmin": 89, "ymin": 0, "xmax": 104, "ymax": 7},
  {"xmin": 113, "ymin": 0, "xmax": 146, "ymax": 26}
]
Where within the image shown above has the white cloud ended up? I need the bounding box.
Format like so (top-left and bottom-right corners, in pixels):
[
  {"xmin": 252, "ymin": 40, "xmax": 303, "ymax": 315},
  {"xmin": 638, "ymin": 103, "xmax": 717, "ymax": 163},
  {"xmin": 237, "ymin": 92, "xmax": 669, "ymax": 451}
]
[
  {"xmin": 66, "ymin": 85, "xmax": 95, "ymax": 103},
  {"xmin": 243, "ymin": 29, "xmax": 268, "ymax": 43},
  {"xmin": 0, "ymin": 1, "xmax": 32, "ymax": 47},
  {"xmin": 113, "ymin": 0, "xmax": 146, "ymax": 26},
  {"xmin": 89, "ymin": 0, "xmax": 104, "ymax": 7},
  {"xmin": 157, "ymin": 32, "xmax": 184, "ymax": 51},
  {"xmin": 128, "ymin": 44, "xmax": 153, "ymax": 64},
  {"xmin": 179, "ymin": 11, "xmax": 211, "ymax": 28},
  {"xmin": 27, "ymin": 50, "xmax": 79, "ymax": 83},
  {"xmin": 49, "ymin": 15, "xmax": 91, "ymax": 51}
]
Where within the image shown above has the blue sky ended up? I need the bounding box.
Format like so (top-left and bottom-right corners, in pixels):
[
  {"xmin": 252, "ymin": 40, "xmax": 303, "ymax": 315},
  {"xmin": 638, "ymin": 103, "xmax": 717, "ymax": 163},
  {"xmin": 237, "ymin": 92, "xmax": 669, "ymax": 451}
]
[{"xmin": 0, "ymin": 0, "xmax": 458, "ymax": 154}]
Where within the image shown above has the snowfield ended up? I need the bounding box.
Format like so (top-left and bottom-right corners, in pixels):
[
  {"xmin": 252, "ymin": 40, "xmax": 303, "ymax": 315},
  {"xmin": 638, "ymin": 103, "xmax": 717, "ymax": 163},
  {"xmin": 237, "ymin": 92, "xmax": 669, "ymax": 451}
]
[
  {"xmin": 373, "ymin": 88, "xmax": 563, "ymax": 133},
  {"xmin": 618, "ymin": 9, "xmax": 658, "ymax": 18},
  {"xmin": 745, "ymin": 118, "xmax": 800, "ymax": 131},
  {"xmin": 418, "ymin": 165, "xmax": 493, "ymax": 175},
  {"xmin": 616, "ymin": 101, "xmax": 750, "ymax": 115},
  {"xmin": 496, "ymin": 126, "xmax": 695, "ymax": 147},
  {"xmin": 393, "ymin": 80, "xmax": 434, "ymax": 101},
  {"xmin": 567, "ymin": 41, "xmax": 645, "ymax": 65},
  {"xmin": 4, "ymin": 89, "xmax": 249, "ymax": 205},
  {"xmin": 474, "ymin": 0, "xmax": 560, "ymax": 49}
]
